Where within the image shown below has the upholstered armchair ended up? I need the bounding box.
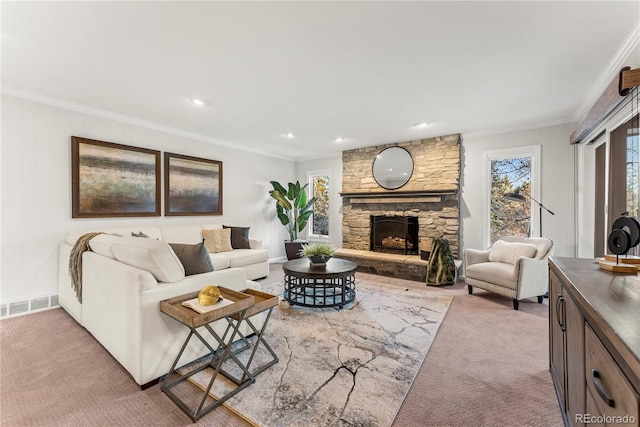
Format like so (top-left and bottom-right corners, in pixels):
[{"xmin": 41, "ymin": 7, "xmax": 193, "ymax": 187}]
[{"xmin": 464, "ymin": 236, "xmax": 554, "ymax": 310}]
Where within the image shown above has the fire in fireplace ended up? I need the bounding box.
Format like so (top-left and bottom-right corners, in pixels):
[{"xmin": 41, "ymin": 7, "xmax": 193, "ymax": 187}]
[{"xmin": 370, "ymin": 215, "xmax": 419, "ymax": 255}]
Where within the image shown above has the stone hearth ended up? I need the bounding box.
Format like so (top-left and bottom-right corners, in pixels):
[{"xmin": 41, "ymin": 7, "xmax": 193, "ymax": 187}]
[{"xmin": 334, "ymin": 248, "xmax": 462, "ymax": 282}]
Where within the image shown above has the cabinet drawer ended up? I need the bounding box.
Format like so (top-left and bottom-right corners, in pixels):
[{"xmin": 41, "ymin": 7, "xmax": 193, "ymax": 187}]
[
  {"xmin": 585, "ymin": 324, "xmax": 639, "ymax": 424},
  {"xmin": 585, "ymin": 388, "xmax": 606, "ymax": 426}
]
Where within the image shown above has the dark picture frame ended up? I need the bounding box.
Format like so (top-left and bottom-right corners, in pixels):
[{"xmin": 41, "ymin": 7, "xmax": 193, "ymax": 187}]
[
  {"xmin": 164, "ymin": 152, "xmax": 223, "ymax": 216},
  {"xmin": 71, "ymin": 136, "xmax": 161, "ymax": 218}
]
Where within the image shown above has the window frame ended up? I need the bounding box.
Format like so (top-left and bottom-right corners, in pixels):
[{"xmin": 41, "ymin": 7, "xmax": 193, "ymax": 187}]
[
  {"xmin": 483, "ymin": 145, "xmax": 541, "ymax": 248},
  {"xmin": 307, "ymin": 169, "xmax": 331, "ymax": 241}
]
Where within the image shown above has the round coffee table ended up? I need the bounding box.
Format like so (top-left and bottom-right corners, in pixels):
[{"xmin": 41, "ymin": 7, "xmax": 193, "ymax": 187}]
[{"xmin": 282, "ymin": 258, "xmax": 357, "ymax": 309}]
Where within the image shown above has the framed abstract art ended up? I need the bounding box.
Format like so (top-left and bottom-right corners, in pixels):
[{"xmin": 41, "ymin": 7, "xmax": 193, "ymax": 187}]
[
  {"xmin": 71, "ymin": 136, "xmax": 161, "ymax": 218},
  {"xmin": 164, "ymin": 152, "xmax": 223, "ymax": 216}
]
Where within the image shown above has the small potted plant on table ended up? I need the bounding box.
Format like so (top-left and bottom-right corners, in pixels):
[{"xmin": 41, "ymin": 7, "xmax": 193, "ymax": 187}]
[{"xmin": 299, "ymin": 243, "xmax": 336, "ymax": 267}]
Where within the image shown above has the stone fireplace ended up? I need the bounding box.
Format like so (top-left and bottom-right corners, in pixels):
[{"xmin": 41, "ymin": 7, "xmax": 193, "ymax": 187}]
[{"xmin": 341, "ymin": 134, "xmax": 460, "ymax": 258}]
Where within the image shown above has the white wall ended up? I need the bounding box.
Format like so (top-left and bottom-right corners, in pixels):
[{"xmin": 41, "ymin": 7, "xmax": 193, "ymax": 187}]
[
  {"xmin": 295, "ymin": 155, "xmax": 343, "ymax": 247},
  {"xmin": 1, "ymin": 94, "xmax": 295, "ymax": 307},
  {"xmin": 461, "ymin": 123, "xmax": 577, "ymax": 258}
]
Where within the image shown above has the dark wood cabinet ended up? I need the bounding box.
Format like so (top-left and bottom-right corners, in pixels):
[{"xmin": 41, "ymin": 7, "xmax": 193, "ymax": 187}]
[
  {"xmin": 549, "ymin": 270, "xmax": 585, "ymax": 426},
  {"xmin": 549, "ymin": 257, "xmax": 640, "ymax": 427}
]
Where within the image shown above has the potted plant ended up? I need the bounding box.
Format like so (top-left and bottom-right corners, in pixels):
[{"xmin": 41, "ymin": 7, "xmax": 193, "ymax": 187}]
[
  {"xmin": 269, "ymin": 180, "xmax": 317, "ymax": 260},
  {"xmin": 298, "ymin": 243, "xmax": 336, "ymax": 266}
]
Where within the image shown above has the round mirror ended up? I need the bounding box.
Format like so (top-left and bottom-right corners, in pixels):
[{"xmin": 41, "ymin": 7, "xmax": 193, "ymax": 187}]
[{"xmin": 372, "ymin": 147, "xmax": 414, "ymax": 190}]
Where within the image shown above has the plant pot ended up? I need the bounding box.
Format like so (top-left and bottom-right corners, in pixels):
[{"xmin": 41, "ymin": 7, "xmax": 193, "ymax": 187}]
[
  {"xmin": 307, "ymin": 255, "xmax": 332, "ymax": 267},
  {"xmin": 285, "ymin": 240, "xmax": 306, "ymax": 260}
]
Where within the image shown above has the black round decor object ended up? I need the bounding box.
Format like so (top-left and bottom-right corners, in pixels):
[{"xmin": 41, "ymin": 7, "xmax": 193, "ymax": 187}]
[
  {"xmin": 611, "ymin": 216, "xmax": 640, "ymax": 247},
  {"xmin": 608, "ymin": 229, "xmax": 631, "ymax": 255}
]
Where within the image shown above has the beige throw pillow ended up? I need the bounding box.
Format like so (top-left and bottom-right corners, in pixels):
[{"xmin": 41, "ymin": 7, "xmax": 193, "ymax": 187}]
[
  {"xmin": 203, "ymin": 228, "xmax": 233, "ymax": 253},
  {"xmin": 488, "ymin": 240, "xmax": 537, "ymax": 265}
]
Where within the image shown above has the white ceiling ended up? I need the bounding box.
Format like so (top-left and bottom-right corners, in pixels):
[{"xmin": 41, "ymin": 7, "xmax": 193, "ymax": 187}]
[{"xmin": 2, "ymin": 1, "xmax": 639, "ymax": 161}]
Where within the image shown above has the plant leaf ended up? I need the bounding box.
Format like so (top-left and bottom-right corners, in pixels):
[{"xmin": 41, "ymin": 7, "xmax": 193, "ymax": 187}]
[
  {"xmin": 270, "ymin": 181, "xmax": 287, "ymax": 195},
  {"xmin": 269, "ymin": 190, "xmax": 292, "ymax": 211}
]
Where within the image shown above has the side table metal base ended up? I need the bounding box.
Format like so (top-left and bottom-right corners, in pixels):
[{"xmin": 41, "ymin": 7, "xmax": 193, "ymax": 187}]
[
  {"xmin": 220, "ymin": 307, "xmax": 279, "ymax": 385},
  {"xmin": 161, "ymin": 310, "xmax": 254, "ymax": 423}
]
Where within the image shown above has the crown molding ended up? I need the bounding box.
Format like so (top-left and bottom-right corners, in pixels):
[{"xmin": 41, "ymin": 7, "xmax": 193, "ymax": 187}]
[
  {"xmin": 0, "ymin": 85, "xmax": 294, "ymax": 162},
  {"xmin": 462, "ymin": 117, "xmax": 576, "ymax": 140},
  {"xmin": 574, "ymin": 23, "xmax": 640, "ymax": 123}
]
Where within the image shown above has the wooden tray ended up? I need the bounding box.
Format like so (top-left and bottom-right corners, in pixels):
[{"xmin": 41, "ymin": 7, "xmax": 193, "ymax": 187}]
[
  {"xmin": 604, "ymin": 254, "xmax": 640, "ymax": 264},
  {"xmin": 160, "ymin": 287, "xmax": 254, "ymax": 328},
  {"xmin": 233, "ymin": 288, "xmax": 278, "ymax": 319},
  {"xmin": 596, "ymin": 258, "xmax": 638, "ymax": 274}
]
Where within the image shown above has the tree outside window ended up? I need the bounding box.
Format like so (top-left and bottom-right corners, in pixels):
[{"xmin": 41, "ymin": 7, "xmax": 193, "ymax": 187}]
[
  {"xmin": 310, "ymin": 175, "xmax": 329, "ymax": 237},
  {"xmin": 491, "ymin": 157, "xmax": 531, "ymax": 243},
  {"xmin": 627, "ymin": 128, "xmax": 639, "ymax": 217}
]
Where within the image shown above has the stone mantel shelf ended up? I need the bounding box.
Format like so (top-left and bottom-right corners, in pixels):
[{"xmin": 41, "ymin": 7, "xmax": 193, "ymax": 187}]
[{"xmin": 340, "ymin": 190, "xmax": 457, "ymax": 204}]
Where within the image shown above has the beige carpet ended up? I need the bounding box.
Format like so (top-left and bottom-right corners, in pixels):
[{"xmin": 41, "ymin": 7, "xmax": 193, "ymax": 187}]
[
  {"xmin": 182, "ymin": 278, "xmax": 452, "ymax": 426},
  {"xmin": 1, "ymin": 263, "xmax": 563, "ymax": 426}
]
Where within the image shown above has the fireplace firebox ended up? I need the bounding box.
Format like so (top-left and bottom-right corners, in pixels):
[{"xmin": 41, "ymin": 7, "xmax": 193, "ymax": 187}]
[{"xmin": 370, "ymin": 215, "xmax": 419, "ymax": 255}]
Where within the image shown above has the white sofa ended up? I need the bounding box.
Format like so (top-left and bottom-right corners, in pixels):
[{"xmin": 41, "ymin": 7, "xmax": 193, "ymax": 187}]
[{"xmin": 57, "ymin": 223, "xmax": 270, "ymax": 387}]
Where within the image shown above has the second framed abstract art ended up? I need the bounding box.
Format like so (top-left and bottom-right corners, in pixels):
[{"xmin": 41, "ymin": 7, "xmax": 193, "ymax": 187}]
[{"xmin": 164, "ymin": 152, "xmax": 223, "ymax": 216}]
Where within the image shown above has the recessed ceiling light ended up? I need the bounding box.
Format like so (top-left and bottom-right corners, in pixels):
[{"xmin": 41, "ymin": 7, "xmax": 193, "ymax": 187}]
[
  {"xmin": 190, "ymin": 98, "xmax": 207, "ymax": 106},
  {"xmin": 413, "ymin": 122, "xmax": 429, "ymax": 128},
  {"xmin": 335, "ymin": 137, "xmax": 344, "ymax": 143},
  {"xmin": 285, "ymin": 132, "xmax": 295, "ymax": 138}
]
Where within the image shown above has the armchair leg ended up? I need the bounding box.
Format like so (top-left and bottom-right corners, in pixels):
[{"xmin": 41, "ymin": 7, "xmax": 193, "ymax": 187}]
[
  {"xmin": 512, "ymin": 299, "xmax": 519, "ymax": 310},
  {"xmin": 467, "ymin": 285, "xmax": 473, "ymax": 295},
  {"xmin": 537, "ymin": 295, "xmax": 544, "ymax": 304}
]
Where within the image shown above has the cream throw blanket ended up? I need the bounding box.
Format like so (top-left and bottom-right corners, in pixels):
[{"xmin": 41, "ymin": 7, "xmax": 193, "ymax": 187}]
[{"xmin": 68, "ymin": 232, "xmax": 102, "ymax": 303}]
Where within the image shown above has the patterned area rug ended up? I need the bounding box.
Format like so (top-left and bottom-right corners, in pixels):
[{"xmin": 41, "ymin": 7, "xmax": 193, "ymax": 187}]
[{"xmin": 184, "ymin": 279, "xmax": 453, "ymax": 426}]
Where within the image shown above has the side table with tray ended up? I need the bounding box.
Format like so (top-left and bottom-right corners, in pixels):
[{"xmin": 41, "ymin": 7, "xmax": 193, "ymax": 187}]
[{"xmin": 159, "ymin": 286, "xmax": 278, "ymax": 422}]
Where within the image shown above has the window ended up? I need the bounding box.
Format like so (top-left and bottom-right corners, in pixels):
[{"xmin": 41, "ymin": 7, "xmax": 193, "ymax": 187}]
[
  {"xmin": 609, "ymin": 114, "xmax": 639, "ymax": 229},
  {"xmin": 308, "ymin": 171, "xmax": 330, "ymax": 239},
  {"xmin": 484, "ymin": 146, "xmax": 540, "ymax": 247},
  {"xmin": 490, "ymin": 157, "xmax": 532, "ymax": 242},
  {"xmin": 626, "ymin": 123, "xmax": 639, "ymax": 217}
]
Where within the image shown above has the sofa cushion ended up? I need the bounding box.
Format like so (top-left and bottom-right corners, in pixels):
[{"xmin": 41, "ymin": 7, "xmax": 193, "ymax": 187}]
[
  {"xmin": 203, "ymin": 228, "xmax": 234, "ymax": 253},
  {"xmin": 66, "ymin": 226, "xmax": 161, "ymax": 246},
  {"xmin": 169, "ymin": 241, "xmax": 214, "ymax": 276},
  {"xmin": 159, "ymin": 224, "xmax": 203, "ymax": 244},
  {"xmin": 223, "ymin": 225, "xmax": 251, "ymax": 249},
  {"xmin": 488, "ymin": 240, "xmax": 537, "ymax": 265},
  {"xmin": 209, "ymin": 253, "xmax": 231, "ymax": 270},
  {"xmin": 88, "ymin": 234, "xmax": 123, "ymax": 259},
  {"xmin": 111, "ymin": 237, "xmax": 185, "ymax": 282},
  {"xmin": 225, "ymin": 249, "xmax": 269, "ymax": 268}
]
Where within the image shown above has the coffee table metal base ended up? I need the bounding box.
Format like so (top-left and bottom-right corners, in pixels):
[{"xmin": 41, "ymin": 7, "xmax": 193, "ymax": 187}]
[{"xmin": 284, "ymin": 274, "xmax": 356, "ymax": 308}]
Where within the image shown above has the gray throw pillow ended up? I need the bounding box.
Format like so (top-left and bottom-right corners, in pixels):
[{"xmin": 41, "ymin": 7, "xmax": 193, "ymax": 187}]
[
  {"xmin": 169, "ymin": 241, "xmax": 214, "ymax": 276},
  {"xmin": 223, "ymin": 225, "xmax": 251, "ymax": 249}
]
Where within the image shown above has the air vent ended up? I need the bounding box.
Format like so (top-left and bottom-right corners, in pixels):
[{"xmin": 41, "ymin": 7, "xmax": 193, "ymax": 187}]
[
  {"xmin": 9, "ymin": 301, "xmax": 29, "ymax": 316},
  {"xmin": 31, "ymin": 297, "xmax": 49, "ymax": 311},
  {"xmin": 2, "ymin": 293, "xmax": 60, "ymax": 317}
]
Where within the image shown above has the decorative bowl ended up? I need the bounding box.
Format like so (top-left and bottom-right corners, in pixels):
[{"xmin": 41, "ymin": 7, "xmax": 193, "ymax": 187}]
[{"xmin": 308, "ymin": 255, "xmax": 332, "ymax": 267}]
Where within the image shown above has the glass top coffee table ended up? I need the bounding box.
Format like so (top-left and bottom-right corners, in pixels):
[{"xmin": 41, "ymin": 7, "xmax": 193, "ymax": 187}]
[{"xmin": 282, "ymin": 257, "xmax": 357, "ymax": 309}]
